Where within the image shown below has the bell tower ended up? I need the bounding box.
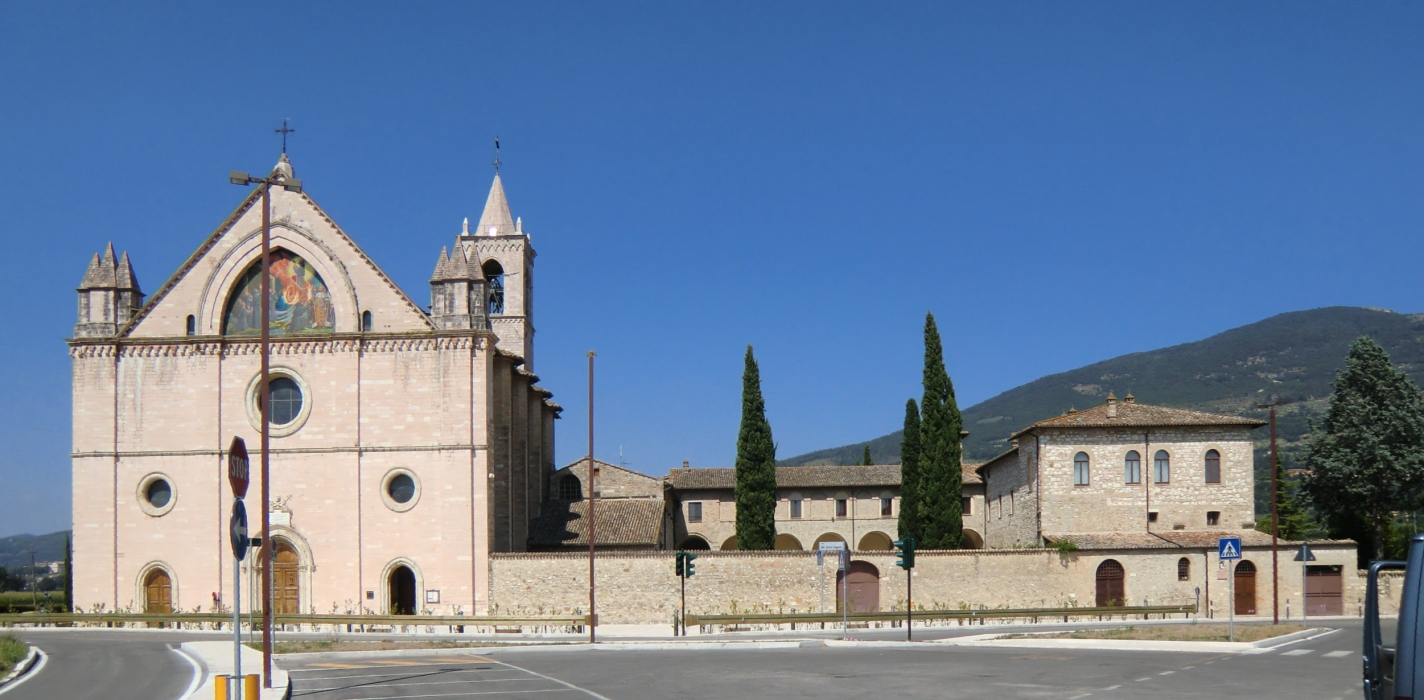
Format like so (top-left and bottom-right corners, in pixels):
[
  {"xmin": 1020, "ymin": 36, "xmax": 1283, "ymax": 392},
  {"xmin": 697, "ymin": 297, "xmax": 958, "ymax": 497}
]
[{"xmin": 458, "ymin": 175, "xmax": 536, "ymax": 368}]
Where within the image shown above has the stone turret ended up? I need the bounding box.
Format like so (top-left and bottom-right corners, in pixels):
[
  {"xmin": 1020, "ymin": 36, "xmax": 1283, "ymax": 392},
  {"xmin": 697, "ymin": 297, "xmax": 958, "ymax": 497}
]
[
  {"xmin": 429, "ymin": 234, "xmax": 488, "ymax": 331},
  {"xmin": 75, "ymin": 243, "xmax": 143, "ymax": 338},
  {"xmin": 458, "ymin": 174, "xmax": 537, "ymax": 367}
]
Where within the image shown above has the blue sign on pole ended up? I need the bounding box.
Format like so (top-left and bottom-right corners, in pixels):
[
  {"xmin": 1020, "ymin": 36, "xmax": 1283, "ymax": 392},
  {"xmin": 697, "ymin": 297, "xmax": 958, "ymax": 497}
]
[{"xmin": 1218, "ymin": 536, "xmax": 1242, "ymax": 561}]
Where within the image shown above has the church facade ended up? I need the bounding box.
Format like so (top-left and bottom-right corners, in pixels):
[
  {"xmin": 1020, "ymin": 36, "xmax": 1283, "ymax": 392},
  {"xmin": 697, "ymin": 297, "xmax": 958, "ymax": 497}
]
[{"xmin": 69, "ymin": 156, "xmax": 558, "ymax": 616}]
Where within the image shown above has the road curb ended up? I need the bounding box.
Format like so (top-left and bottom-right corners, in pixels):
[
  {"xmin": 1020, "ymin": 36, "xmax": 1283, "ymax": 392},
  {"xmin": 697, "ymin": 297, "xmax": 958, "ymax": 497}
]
[
  {"xmin": 0, "ymin": 646, "xmax": 45, "ymax": 696},
  {"xmin": 180, "ymin": 642, "xmax": 291, "ymax": 700}
]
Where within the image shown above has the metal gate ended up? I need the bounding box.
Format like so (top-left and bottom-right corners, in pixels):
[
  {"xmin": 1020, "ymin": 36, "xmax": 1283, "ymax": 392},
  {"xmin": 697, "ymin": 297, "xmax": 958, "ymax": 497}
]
[
  {"xmin": 1306, "ymin": 565, "xmax": 1343, "ymax": 616},
  {"xmin": 836, "ymin": 561, "xmax": 880, "ymax": 613}
]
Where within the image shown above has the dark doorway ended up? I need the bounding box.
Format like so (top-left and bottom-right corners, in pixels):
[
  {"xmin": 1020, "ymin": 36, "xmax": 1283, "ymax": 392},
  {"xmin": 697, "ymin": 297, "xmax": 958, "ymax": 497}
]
[
  {"xmin": 678, "ymin": 536, "xmax": 711, "ymax": 550},
  {"xmin": 1234, "ymin": 560, "xmax": 1257, "ymax": 615},
  {"xmin": 836, "ymin": 561, "xmax": 880, "ymax": 613},
  {"xmin": 1095, "ymin": 559, "xmax": 1125, "ymax": 607},
  {"xmin": 389, "ymin": 565, "xmax": 417, "ymax": 615},
  {"xmin": 1306, "ymin": 565, "xmax": 1343, "ymax": 616}
]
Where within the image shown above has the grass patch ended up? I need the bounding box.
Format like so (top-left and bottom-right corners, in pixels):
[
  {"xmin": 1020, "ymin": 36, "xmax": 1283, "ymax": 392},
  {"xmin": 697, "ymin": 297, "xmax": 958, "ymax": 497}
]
[
  {"xmin": 0, "ymin": 634, "xmax": 29, "ymax": 677},
  {"xmin": 247, "ymin": 639, "xmax": 554, "ymax": 654},
  {"xmin": 0, "ymin": 592, "xmax": 66, "ymax": 614},
  {"xmin": 1024, "ymin": 624, "xmax": 1309, "ymax": 643}
]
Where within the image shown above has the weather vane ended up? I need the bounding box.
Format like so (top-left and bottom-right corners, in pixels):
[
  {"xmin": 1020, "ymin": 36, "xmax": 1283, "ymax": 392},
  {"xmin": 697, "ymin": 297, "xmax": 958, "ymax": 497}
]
[
  {"xmin": 275, "ymin": 119, "xmax": 296, "ymax": 154},
  {"xmin": 493, "ymin": 136, "xmax": 501, "ymax": 173}
]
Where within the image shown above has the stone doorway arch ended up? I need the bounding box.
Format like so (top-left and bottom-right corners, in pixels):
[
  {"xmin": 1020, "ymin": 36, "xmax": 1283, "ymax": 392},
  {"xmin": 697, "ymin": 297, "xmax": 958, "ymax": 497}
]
[
  {"xmin": 1095, "ymin": 559, "xmax": 1125, "ymax": 607},
  {"xmin": 273, "ymin": 539, "xmax": 301, "ymax": 614},
  {"xmin": 143, "ymin": 568, "xmax": 173, "ymax": 613},
  {"xmin": 389, "ymin": 565, "xmax": 417, "ymax": 615},
  {"xmin": 961, "ymin": 529, "xmax": 984, "ymax": 549},
  {"xmin": 836, "ymin": 561, "xmax": 880, "ymax": 613}
]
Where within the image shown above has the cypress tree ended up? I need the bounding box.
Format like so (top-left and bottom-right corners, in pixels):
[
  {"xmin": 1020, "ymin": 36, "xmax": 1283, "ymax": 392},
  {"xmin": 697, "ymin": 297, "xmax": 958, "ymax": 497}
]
[
  {"xmin": 64, "ymin": 535, "xmax": 72, "ymax": 612},
  {"xmin": 862, "ymin": 445, "xmax": 873, "ymax": 466},
  {"xmin": 918, "ymin": 313, "xmax": 964, "ymax": 549},
  {"xmin": 898, "ymin": 399, "xmax": 922, "ymax": 542},
  {"xmin": 1255, "ymin": 453, "xmax": 1313, "ymax": 541},
  {"xmin": 1303, "ymin": 337, "xmax": 1424, "ymax": 560},
  {"xmin": 734, "ymin": 345, "xmax": 777, "ymax": 550}
]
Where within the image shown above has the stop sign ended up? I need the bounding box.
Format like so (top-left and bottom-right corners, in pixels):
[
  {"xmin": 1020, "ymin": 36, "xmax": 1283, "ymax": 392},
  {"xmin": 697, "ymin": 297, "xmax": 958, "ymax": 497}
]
[{"xmin": 228, "ymin": 436, "xmax": 249, "ymax": 499}]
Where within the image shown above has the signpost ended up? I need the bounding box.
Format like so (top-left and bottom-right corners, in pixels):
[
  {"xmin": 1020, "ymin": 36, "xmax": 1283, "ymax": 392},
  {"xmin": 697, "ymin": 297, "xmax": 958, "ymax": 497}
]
[
  {"xmin": 818, "ymin": 541, "xmax": 848, "ymax": 637},
  {"xmin": 1219, "ymin": 536, "xmax": 1242, "ymax": 642},
  {"xmin": 228, "ymin": 437, "xmax": 250, "ymax": 700},
  {"xmin": 1294, "ymin": 543, "xmax": 1316, "ymax": 624}
]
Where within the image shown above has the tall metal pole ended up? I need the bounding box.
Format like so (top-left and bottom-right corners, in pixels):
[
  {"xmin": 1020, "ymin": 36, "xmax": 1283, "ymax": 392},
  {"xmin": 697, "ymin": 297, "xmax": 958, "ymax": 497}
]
[
  {"xmin": 1270, "ymin": 405, "xmax": 1280, "ymax": 625},
  {"xmin": 587, "ymin": 350, "xmax": 596, "ymax": 644},
  {"xmin": 906, "ymin": 567, "xmax": 912, "ymax": 642},
  {"xmin": 259, "ymin": 184, "xmax": 273, "ymax": 688},
  {"xmin": 233, "ymin": 541, "xmax": 242, "ymax": 700}
]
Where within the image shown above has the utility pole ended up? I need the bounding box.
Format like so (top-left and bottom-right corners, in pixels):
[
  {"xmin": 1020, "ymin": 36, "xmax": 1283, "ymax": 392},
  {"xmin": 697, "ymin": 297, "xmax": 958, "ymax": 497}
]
[
  {"xmin": 587, "ymin": 350, "xmax": 597, "ymax": 644},
  {"xmin": 1258, "ymin": 400, "xmax": 1286, "ymax": 625},
  {"xmin": 26, "ymin": 550, "xmax": 38, "ymax": 611},
  {"xmin": 230, "ymin": 150, "xmax": 303, "ymax": 689}
]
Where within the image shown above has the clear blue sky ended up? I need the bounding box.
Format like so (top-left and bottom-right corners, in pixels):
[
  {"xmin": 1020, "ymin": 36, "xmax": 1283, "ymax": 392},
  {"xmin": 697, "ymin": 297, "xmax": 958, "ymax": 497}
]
[{"xmin": 1, "ymin": 3, "xmax": 1420, "ymax": 537}]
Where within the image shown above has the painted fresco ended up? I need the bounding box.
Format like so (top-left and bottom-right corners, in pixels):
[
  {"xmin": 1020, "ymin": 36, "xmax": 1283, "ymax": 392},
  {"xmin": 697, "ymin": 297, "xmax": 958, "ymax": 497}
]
[{"xmin": 223, "ymin": 249, "xmax": 335, "ymax": 335}]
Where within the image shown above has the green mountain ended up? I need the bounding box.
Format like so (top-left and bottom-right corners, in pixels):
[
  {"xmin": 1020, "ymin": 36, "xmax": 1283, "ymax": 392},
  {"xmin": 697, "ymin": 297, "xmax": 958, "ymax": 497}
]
[
  {"xmin": 0, "ymin": 531, "xmax": 69, "ymax": 570},
  {"xmin": 782, "ymin": 307, "xmax": 1424, "ymax": 474}
]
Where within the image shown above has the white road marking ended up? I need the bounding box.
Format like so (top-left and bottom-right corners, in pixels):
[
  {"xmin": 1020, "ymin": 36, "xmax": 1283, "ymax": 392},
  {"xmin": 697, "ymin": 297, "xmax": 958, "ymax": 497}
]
[
  {"xmin": 1103, "ymin": 685, "xmax": 1121, "ymax": 691},
  {"xmin": 1159, "ymin": 671, "xmax": 1174, "ymax": 676},
  {"xmin": 172, "ymin": 646, "xmax": 203, "ymax": 700},
  {"xmin": 1281, "ymin": 649, "xmax": 1314, "ymax": 656},
  {"xmin": 293, "ymin": 669, "xmax": 513, "ymax": 681},
  {"xmin": 1323, "ymin": 651, "xmax": 1352, "ymax": 658},
  {"xmin": 1135, "ymin": 677, "xmax": 1151, "ymax": 682},
  {"xmin": 472, "ymin": 655, "xmax": 616, "ymax": 700},
  {"xmin": 0, "ymin": 648, "xmax": 47, "ymax": 697},
  {"xmin": 1069, "ymin": 694, "xmax": 1091, "ymax": 699},
  {"xmin": 1182, "ymin": 666, "xmax": 1195, "ymax": 670}
]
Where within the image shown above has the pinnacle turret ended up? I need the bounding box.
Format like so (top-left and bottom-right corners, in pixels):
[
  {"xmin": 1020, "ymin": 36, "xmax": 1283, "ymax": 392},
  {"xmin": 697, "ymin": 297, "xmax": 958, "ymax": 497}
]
[{"xmin": 475, "ymin": 174, "xmax": 516, "ymax": 237}]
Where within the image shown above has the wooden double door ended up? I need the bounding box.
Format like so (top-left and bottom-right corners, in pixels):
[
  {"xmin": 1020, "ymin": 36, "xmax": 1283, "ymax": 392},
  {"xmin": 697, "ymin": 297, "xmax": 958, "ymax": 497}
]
[
  {"xmin": 1234, "ymin": 561, "xmax": 1257, "ymax": 615},
  {"xmin": 273, "ymin": 541, "xmax": 300, "ymax": 615}
]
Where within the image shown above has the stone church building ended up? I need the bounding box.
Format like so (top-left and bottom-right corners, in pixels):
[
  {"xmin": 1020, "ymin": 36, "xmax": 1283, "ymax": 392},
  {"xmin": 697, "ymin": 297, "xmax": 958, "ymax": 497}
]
[{"xmin": 69, "ymin": 155, "xmax": 559, "ymax": 616}]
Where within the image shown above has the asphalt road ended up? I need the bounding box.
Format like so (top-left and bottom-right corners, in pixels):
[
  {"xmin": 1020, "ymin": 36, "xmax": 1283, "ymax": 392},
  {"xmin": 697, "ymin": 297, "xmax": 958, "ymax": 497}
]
[
  {"xmin": 282, "ymin": 621, "xmax": 1373, "ymax": 700},
  {"xmin": 3, "ymin": 629, "xmax": 197, "ymax": 700}
]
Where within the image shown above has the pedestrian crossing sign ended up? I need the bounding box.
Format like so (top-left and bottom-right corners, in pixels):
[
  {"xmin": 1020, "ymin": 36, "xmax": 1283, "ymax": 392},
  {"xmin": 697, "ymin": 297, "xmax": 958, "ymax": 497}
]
[{"xmin": 1218, "ymin": 537, "xmax": 1242, "ymax": 560}]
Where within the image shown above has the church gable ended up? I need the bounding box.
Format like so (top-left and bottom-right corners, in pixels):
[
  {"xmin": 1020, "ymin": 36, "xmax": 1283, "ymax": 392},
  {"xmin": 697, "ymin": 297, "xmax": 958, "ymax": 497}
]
[{"xmin": 124, "ymin": 158, "xmax": 433, "ymax": 338}]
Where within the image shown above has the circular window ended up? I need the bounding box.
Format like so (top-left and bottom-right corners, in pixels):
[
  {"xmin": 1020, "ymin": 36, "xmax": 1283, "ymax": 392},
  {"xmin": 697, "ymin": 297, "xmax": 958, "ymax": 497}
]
[
  {"xmin": 380, "ymin": 469, "xmax": 421, "ymax": 512},
  {"xmin": 245, "ymin": 368, "xmax": 313, "ymax": 437},
  {"xmin": 137, "ymin": 473, "xmax": 177, "ymax": 517}
]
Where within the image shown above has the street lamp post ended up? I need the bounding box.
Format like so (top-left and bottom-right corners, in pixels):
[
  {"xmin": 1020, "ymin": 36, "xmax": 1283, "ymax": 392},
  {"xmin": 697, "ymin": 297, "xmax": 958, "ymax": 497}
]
[{"xmin": 229, "ymin": 165, "xmax": 302, "ymax": 688}]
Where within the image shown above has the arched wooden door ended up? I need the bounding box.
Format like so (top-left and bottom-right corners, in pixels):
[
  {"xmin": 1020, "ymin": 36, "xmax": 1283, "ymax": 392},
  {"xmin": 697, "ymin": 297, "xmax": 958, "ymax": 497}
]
[
  {"xmin": 389, "ymin": 566, "xmax": 417, "ymax": 615},
  {"xmin": 836, "ymin": 561, "xmax": 880, "ymax": 613},
  {"xmin": 273, "ymin": 540, "xmax": 300, "ymax": 615},
  {"xmin": 1095, "ymin": 559, "xmax": 1125, "ymax": 607},
  {"xmin": 1234, "ymin": 560, "xmax": 1257, "ymax": 615},
  {"xmin": 144, "ymin": 569, "xmax": 172, "ymax": 613}
]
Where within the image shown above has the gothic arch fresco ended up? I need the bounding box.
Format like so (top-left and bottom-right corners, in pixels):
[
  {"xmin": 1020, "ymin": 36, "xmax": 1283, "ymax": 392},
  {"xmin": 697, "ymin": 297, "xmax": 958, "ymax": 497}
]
[
  {"xmin": 222, "ymin": 249, "xmax": 335, "ymax": 335},
  {"xmin": 197, "ymin": 223, "xmax": 360, "ymax": 335}
]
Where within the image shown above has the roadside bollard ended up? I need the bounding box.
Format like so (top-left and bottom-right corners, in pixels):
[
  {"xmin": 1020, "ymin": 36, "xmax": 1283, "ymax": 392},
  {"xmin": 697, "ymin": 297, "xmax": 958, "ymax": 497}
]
[
  {"xmin": 244, "ymin": 674, "xmax": 259, "ymax": 698},
  {"xmin": 214, "ymin": 674, "xmax": 259, "ymax": 700},
  {"xmin": 215, "ymin": 675, "xmax": 230, "ymax": 700}
]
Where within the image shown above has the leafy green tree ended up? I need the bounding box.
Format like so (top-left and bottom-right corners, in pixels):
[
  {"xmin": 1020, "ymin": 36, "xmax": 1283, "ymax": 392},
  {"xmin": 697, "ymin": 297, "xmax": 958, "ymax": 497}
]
[
  {"xmin": 734, "ymin": 345, "xmax": 777, "ymax": 550},
  {"xmin": 1255, "ymin": 453, "xmax": 1313, "ymax": 541},
  {"xmin": 862, "ymin": 445, "xmax": 873, "ymax": 466},
  {"xmin": 898, "ymin": 399, "xmax": 922, "ymax": 542},
  {"xmin": 1303, "ymin": 337, "xmax": 1424, "ymax": 560},
  {"xmin": 918, "ymin": 313, "xmax": 964, "ymax": 549}
]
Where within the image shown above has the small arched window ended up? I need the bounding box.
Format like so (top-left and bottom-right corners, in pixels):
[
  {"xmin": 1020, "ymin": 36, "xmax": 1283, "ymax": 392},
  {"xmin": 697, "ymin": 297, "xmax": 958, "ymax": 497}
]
[
  {"xmin": 1177, "ymin": 557, "xmax": 1190, "ymax": 581},
  {"xmin": 1154, "ymin": 450, "xmax": 1171, "ymax": 484},
  {"xmin": 362, "ymin": 310, "xmax": 373, "ymax": 332},
  {"xmin": 1073, "ymin": 452, "xmax": 1090, "ymax": 486},
  {"xmin": 482, "ymin": 259, "xmax": 505, "ymax": 315},
  {"xmin": 1204, "ymin": 449, "xmax": 1221, "ymax": 484},
  {"xmin": 558, "ymin": 474, "xmax": 581, "ymax": 500},
  {"xmin": 185, "ymin": 315, "xmax": 196, "ymax": 336},
  {"xmin": 1124, "ymin": 450, "xmax": 1141, "ymax": 484}
]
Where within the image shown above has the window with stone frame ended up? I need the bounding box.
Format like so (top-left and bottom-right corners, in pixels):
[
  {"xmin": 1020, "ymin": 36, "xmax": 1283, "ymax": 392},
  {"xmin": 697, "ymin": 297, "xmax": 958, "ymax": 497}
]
[
  {"xmin": 790, "ymin": 498, "xmax": 803, "ymax": 519},
  {"xmin": 835, "ymin": 498, "xmax": 848, "ymax": 518},
  {"xmin": 687, "ymin": 501, "xmax": 703, "ymax": 523},
  {"xmin": 880, "ymin": 497, "xmax": 892, "ymax": 517},
  {"xmin": 1154, "ymin": 450, "xmax": 1171, "ymax": 484},
  {"xmin": 1124, "ymin": 450, "xmax": 1141, "ymax": 484},
  {"xmin": 962, "ymin": 496, "xmax": 972, "ymax": 515},
  {"xmin": 1074, "ymin": 452, "xmax": 1090, "ymax": 486},
  {"xmin": 1207, "ymin": 511, "xmax": 1220, "ymax": 526},
  {"xmin": 1204, "ymin": 449, "xmax": 1221, "ymax": 484}
]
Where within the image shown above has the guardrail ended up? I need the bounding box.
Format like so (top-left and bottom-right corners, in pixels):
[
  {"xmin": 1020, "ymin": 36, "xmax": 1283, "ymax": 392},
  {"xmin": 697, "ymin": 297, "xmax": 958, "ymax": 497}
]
[
  {"xmin": 685, "ymin": 603, "xmax": 1197, "ymax": 629},
  {"xmin": 0, "ymin": 612, "xmax": 594, "ymax": 631}
]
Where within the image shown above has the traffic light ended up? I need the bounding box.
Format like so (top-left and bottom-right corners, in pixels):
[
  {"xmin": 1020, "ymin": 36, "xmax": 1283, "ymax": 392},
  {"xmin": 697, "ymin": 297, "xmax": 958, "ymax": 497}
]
[
  {"xmin": 675, "ymin": 551, "xmax": 685, "ymax": 577},
  {"xmin": 894, "ymin": 537, "xmax": 915, "ymax": 570},
  {"xmin": 684, "ymin": 552, "xmax": 698, "ymax": 577}
]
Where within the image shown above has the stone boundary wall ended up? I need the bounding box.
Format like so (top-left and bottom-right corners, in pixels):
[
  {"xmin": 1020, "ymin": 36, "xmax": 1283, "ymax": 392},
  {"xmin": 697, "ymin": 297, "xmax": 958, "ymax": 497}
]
[{"xmin": 489, "ymin": 544, "xmax": 1361, "ymax": 624}]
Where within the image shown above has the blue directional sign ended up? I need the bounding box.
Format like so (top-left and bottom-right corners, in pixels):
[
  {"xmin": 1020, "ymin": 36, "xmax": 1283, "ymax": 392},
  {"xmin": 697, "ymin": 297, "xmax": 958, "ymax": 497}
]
[{"xmin": 1218, "ymin": 536, "xmax": 1242, "ymax": 561}]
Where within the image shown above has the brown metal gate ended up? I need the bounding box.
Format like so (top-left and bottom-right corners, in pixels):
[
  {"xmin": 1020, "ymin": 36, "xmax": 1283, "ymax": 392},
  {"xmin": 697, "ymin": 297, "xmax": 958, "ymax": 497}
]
[
  {"xmin": 836, "ymin": 561, "xmax": 881, "ymax": 613},
  {"xmin": 1306, "ymin": 565, "xmax": 1343, "ymax": 616},
  {"xmin": 1234, "ymin": 560, "xmax": 1257, "ymax": 615},
  {"xmin": 1096, "ymin": 559, "xmax": 1125, "ymax": 607}
]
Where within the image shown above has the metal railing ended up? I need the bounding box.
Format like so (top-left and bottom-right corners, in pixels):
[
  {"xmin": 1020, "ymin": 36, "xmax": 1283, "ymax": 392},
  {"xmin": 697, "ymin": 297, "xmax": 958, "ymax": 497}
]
[
  {"xmin": 0, "ymin": 612, "xmax": 593, "ymax": 631},
  {"xmin": 685, "ymin": 603, "xmax": 1198, "ymax": 630}
]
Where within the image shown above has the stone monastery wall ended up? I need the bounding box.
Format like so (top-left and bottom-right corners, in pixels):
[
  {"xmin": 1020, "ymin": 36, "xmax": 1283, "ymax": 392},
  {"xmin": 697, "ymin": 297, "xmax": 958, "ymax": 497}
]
[{"xmin": 490, "ymin": 543, "xmax": 1360, "ymax": 624}]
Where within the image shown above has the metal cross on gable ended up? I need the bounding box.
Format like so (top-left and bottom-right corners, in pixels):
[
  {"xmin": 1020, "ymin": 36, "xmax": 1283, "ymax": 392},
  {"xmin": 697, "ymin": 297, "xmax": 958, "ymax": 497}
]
[
  {"xmin": 492, "ymin": 136, "xmax": 502, "ymax": 173},
  {"xmin": 275, "ymin": 119, "xmax": 296, "ymax": 154}
]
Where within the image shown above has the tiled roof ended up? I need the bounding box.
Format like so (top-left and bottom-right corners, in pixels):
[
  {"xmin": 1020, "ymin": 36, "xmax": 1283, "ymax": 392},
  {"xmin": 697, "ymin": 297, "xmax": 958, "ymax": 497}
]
[
  {"xmin": 527, "ymin": 498, "xmax": 665, "ymax": 548},
  {"xmin": 667, "ymin": 463, "xmax": 981, "ymax": 489},
  {"xmin": 1042, "ymin": 530, "xmax": 1352, "ymax": 550},
  {"xmin": 1012, "ymin": 401, "xmax": 1266, "ymax": 438}
]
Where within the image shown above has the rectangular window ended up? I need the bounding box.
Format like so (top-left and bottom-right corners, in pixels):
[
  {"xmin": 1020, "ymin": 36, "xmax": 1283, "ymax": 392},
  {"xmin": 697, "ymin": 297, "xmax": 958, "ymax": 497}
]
[
  {"xmin": 880, "ymin": 497, "xmax": 892, "ymax": 517},
  {"xmin": 836, "ymin": 499, "xmax": 848, "ymax": 518},
  {"xmin": 1074, "ymin": 462, "xmax": 1090, "ymax": 486},
  {"xmin": 1207, "ymin": 511, "xmax": 1220, "ymax": 526},
  {"xmin": 1008, "ymin": 492, "xmax": 1014, "ymax": 515},
  {"xmin": 997, "ymin": 495, "xmax": 1003, "ymax": 519},
  {"xmin": 962, "ymin": 496, "xmax": 972, "ymax": 515},
  {"xmin": 1148, "ymin": 511, "xmax": 1159, "ymax": 523},
  {"xmin": 687, "ymin": 502, "xmax": 702, "ymax": 523},
  {"xmin": 790, "ymin": 499, "xmax": 802, "ymax": 519}
]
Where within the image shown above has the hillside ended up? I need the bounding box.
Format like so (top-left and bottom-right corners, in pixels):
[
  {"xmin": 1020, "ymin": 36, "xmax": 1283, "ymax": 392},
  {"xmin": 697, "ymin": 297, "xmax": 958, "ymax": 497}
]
[
  {"xmin": 0, "ymin": 531, "xmax": 68, "ymax": 569},
  {"xmin": 782, "ymin": 307, "xmax": 1424, "ymax": 470}
]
